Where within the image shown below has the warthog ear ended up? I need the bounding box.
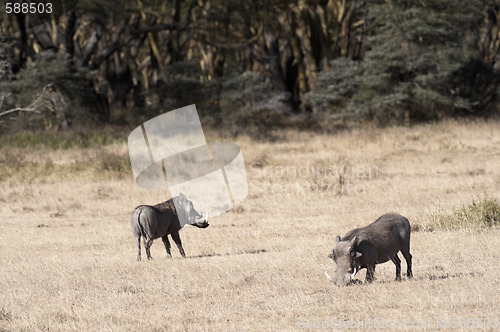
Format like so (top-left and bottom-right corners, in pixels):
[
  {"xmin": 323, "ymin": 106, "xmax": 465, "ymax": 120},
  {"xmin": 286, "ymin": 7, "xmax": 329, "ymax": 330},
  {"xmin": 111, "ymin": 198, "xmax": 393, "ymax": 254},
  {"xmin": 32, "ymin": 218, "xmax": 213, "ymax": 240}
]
[
  {"xmin": 176, "ymin": 193, "xmax": 188, "ymax": 207},
  {"xmin": 349, "ymin": 248, "xmax": 362, "ymax": 259},
  {"xmin": 335, "ymin": 235, "xmax": 341, "ymax": 243},
  {"xmin": 349, "ymin": 235, "xmax": 357, "ymax": 247}
]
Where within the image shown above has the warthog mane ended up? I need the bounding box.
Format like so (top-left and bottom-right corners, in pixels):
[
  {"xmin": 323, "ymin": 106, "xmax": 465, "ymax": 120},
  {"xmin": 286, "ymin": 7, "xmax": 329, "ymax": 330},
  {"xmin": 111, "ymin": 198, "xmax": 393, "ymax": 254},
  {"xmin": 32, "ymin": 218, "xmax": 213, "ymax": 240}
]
[
  {"xmin": 133, "ymin": 198, "xmax": 177, "ymax": 215},
  {"xmin": 152, "ymin": 200, "xmax": 177, "ymax": 214}
]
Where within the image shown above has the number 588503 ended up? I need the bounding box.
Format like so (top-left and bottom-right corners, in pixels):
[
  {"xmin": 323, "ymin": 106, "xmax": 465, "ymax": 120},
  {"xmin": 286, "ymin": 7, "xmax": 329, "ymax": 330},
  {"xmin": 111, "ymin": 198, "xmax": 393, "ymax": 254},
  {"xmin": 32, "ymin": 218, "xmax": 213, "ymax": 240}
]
[{"xmin": 5, "ymin": 2, "xmax": 53, "ymax": 14}]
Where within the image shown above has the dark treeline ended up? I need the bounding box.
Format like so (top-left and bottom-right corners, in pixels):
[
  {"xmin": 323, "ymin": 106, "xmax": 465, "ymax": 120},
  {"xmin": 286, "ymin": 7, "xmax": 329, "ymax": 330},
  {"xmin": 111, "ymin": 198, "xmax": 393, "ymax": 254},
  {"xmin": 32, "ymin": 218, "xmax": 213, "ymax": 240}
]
[{"xmin": 1, "ymin": 0, "xmax": 500, "ymax": 135}]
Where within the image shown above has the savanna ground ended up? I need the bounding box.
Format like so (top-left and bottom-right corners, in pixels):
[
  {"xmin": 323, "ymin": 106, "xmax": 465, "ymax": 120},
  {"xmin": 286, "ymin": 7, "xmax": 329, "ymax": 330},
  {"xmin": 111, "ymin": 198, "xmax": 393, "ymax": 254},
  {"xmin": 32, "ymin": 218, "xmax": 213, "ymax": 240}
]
[{"xmin": 1, "ymin": 119, "xmax": 500, "ymax": 331}]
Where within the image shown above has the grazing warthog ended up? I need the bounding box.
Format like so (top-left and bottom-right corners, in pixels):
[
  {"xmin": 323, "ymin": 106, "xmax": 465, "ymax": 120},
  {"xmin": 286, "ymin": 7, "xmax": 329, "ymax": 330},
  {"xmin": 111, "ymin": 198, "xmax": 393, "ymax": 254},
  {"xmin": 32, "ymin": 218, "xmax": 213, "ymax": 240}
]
[
  {"xmin": 326, "ymin": 213, "xmax": 413, "ymax": 285},
  {"xmin": 131, "ymin": 193, "xmax": 209, "ymax": 261}
]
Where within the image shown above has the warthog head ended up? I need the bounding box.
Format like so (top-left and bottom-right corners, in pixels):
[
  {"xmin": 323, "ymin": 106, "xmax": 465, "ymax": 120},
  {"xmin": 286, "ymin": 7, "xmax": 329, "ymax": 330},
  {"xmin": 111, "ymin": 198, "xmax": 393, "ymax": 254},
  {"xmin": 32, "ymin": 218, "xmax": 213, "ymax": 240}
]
[
  {"xmin": 175, "ymin": 193, "xmax": 209, "ymax": 228},
  {"xmin": 326, "ymin": 236, "xmax": 362, "ymax": 286}
]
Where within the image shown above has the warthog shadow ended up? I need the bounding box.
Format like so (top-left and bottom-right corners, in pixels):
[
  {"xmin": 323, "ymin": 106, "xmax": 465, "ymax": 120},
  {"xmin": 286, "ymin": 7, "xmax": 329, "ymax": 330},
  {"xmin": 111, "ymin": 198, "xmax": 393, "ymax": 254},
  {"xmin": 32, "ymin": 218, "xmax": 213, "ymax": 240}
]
[
  {"xmin": 365, "ymin": 271, "xmax": 484, "ymax": 284},
  {"xmin": 427, "ymin": 271, "xmax": 484, "ymax": 281},
  {"xmin": 347, "ymin": 271, "xmax": 484, "ymax": 285},
  {"xmin": 187, "ymin": 248, "xmax": 267, "ymax": 259}
]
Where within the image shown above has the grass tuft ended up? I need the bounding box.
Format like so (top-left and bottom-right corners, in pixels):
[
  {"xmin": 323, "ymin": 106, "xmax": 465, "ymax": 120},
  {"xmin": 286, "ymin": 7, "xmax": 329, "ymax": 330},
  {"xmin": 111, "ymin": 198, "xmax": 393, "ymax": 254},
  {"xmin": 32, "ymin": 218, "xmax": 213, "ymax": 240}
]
[
  {"xmin": 0, "ymin": 307, "xmax": 12, "ymax": 322},
  {"xmin": 432, "ymin": 198, "xmax": 500, "ymax": 230},
  {"xmin": 95, "ymin": 151, "xmax": 130, "ymax": 174}
]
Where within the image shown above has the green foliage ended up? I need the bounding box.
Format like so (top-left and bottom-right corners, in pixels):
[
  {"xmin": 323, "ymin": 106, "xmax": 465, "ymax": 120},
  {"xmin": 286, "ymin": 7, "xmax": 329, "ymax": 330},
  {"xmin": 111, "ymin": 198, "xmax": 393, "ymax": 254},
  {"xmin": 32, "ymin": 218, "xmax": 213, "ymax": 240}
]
[
  {"xmin": 220, "ymin": 71, "xmax": 292, "ymax": 138},
  {"xmin": 0, "ymin": 129, "xmax": 124, "ymax": 149},
  {"xmin": 0, "ymin": 51, "xmax": 108, "ymax": 132},
  {"xmin": 308, "ymin": 0, "xmax": 498, "ymax": 125},
  {"xmin": 448, "ymin": 59, "xmax": 500, "ymax": 116},
  {"xmin": 358, "ymin": 0, "xmax": 481, "ymax": 123},
  {"xmin": 434, "ymin": 198, "xmax": 500, "ymax": 230},
  {"xmin": 303, "ymin": 58, "xmax": 362, "ymax": 119},
  {"xmin": 132, "ymin": 61, "xmax": 217, "ymax": 122}
]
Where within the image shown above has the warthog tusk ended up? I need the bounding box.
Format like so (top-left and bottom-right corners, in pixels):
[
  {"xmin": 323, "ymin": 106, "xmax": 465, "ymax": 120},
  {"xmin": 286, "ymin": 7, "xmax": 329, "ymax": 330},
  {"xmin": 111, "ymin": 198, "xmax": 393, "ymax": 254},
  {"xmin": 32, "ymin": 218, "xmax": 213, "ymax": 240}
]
[
  {"xmin": 206, "ymin": 212, "xmax": 209, "ymax": 220},
  {"xmin": 351, "ymin": 267, "xmax": 358, "ymax": 279},
  {"xmin": 325, "ymin": 270, "xmax": 333, "ymax": 281}
]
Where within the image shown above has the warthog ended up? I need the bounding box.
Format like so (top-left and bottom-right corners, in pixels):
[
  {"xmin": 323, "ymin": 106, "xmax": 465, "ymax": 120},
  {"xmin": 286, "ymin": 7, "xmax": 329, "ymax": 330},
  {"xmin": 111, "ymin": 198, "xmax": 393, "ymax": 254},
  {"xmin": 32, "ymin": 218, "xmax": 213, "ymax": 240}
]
[
  {"xmin": 326, "ymin": 213, "xmax": 413, "ymax": 285},
  {"xmin": 131, "ymin": 193, "xmax": 209, "ymax": 261}
]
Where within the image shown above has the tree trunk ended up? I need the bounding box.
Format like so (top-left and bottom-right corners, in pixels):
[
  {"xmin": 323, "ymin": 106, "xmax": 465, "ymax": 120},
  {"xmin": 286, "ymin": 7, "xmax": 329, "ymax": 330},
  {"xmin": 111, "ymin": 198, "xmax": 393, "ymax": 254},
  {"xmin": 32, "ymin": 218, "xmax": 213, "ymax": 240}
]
[
  {"xmin": 0, "ymin": 33, "xmax": 13, "ymax": 81},
  {"xmin": 167, "ymin": 0, "xmax": 182, "ymax": 63},
  {"xmin": 315, "ymin": 2, "xmax": 333, "ymax": 69},
  {"xmin": 65, "ymin": 11, "xmax": 76, "ymax": 60},
  {"xmin": 281, "ymin": 11, "xmax": 308, "ymax": 102},
  {"xmin": 478, "ymin": 4, "xmax": 500, "ymax": 64},
  {"xmin": 15, "ymin": 14, "xmax": 27, "ymax": 70},
  {"xmin": 82, "ymin": 22, "xmax": 103, "ymax": 67},
  {"xmin": 264, "ymin": 23, "xmax": 287, "ymax": 92},
  {"xmin": 29, "ymin": 16, "xmax": 56, "ymax": 51},
  {"xmin": 295, "ymin": 5, "xmax": 318, "ymax": 90},
  {"xmin": 340, "ymin": 0, "xmax": 356, "ymax": 57}
]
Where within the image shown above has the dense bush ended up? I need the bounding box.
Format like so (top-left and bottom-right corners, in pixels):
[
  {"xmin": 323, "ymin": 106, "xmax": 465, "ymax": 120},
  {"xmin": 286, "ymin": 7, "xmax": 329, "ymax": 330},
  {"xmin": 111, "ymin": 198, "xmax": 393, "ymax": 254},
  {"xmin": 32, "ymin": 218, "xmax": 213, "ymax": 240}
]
[
  {"xmin": 219, "ymin": 71, "xmax": 293, "ymax": 138},
  {"xmin": 0, "ymin": 51, "xmax": 108, "ymax": 133}
]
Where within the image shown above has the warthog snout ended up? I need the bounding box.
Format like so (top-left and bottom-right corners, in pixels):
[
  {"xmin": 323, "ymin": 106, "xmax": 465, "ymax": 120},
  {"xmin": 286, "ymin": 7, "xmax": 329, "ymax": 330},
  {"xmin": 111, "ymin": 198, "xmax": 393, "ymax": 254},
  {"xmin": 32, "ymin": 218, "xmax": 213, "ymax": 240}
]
[
  {"xmin": 326, "ymin": 236, "xmax": 361, "ymax": 286},
  {"xmin": 191, "ymin": 212, "xmax": 209, "ymax": 228}
]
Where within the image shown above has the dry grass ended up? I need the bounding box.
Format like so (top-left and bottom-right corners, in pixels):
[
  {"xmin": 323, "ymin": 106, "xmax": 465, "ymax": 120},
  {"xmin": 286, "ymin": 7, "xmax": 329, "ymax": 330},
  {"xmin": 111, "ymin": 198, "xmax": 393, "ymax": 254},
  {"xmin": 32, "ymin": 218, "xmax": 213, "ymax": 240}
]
[{"xmin": 1, "ymin": 119, "xmax": 500, "ymax": 331}]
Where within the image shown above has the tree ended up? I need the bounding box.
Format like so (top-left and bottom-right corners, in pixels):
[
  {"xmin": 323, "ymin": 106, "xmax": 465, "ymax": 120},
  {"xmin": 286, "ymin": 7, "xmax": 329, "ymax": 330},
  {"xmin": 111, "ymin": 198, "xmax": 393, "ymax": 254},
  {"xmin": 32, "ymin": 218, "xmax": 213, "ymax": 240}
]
[
  {"xmin": 307, "ymin": 0, "xmax": 498, "ymax": 125},
  {"xmin": 1, "ymin": 0, "xmax": 499, "ymax": 132},
  {"xmin": 354, "ymin": 0, "xmax": 485, "ymax": 123}
]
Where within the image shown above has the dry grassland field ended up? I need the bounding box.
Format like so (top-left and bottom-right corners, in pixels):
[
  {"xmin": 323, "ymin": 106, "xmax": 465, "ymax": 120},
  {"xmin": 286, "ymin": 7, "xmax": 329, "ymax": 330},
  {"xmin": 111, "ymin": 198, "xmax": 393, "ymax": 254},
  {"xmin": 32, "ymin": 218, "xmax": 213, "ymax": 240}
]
[{"xmin": 1, "ymin": 119, "xmax": 500, "ymax": 331}]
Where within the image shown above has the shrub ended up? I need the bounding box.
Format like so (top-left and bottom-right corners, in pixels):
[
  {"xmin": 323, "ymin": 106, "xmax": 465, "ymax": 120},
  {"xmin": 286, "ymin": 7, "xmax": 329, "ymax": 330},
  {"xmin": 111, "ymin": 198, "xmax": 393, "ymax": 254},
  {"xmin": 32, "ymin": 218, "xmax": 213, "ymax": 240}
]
[{"xmin": 433, "ymin": 198, "xmax": 500, "ymax": 230}]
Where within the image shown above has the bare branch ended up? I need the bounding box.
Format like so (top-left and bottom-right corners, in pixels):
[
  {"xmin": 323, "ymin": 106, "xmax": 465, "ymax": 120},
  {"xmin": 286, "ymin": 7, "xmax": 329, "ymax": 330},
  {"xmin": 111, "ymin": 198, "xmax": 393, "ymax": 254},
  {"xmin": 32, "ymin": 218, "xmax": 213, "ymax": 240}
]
[
  {"xmin": 0, "ymin": 83, "xmax": 64, "ymax": 125},
  {"xmin": 0, "ymin": 107, "xmax": 41, "ymax": 119}
]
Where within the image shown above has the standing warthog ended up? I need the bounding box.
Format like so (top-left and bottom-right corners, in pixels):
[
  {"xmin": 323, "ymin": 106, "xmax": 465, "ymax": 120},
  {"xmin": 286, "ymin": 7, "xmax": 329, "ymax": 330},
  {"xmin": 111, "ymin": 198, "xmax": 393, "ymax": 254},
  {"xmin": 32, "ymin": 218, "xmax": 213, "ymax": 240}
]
[
  {"xmin": 131, "ymin": 193, "xmax": 209, "ymax": 261},
  {"xmin": 326, "ymin": 213, "xmax": 413, "ymax": 285}
]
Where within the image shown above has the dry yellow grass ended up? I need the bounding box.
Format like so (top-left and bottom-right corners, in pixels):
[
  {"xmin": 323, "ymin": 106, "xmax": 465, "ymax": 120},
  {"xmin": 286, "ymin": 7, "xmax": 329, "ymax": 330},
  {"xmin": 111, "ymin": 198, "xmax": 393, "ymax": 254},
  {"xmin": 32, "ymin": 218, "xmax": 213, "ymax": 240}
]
[{"xmin": 1, "ymin": 119, "xmax": 500, "ymax": 331}]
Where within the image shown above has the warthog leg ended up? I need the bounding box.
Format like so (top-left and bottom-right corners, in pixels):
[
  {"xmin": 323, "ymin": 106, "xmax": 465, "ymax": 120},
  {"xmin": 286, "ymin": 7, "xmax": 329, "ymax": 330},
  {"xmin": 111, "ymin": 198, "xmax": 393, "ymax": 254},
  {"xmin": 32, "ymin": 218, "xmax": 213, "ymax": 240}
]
[
  {"xmin": 136, "ymin": 235, "xmax": 142, "ymax": 261},
  {"xmin": 366, "ymin": 265, "xmax": 376, "ymax": 283},
  {"xmin": 391, "ymin": 254, "xmax": 402, "ymax": 281},
  {"xmin": 401, "ymin": 242, "xmax": 413, "ymax": 278},
  {"xmin": 403, "ymin": 252, "xmax": 413, "ymax": 278},
  {"xmin": 162, "ymin": 235, "xmax": 172, "ymax": 258},
  {"xmin": 171, "ymin": 231, "xmax": 186, "ymax": 258},
  {"xmin": 144, "ymin": 238, "xmax": 153, "ymax": 260}
]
